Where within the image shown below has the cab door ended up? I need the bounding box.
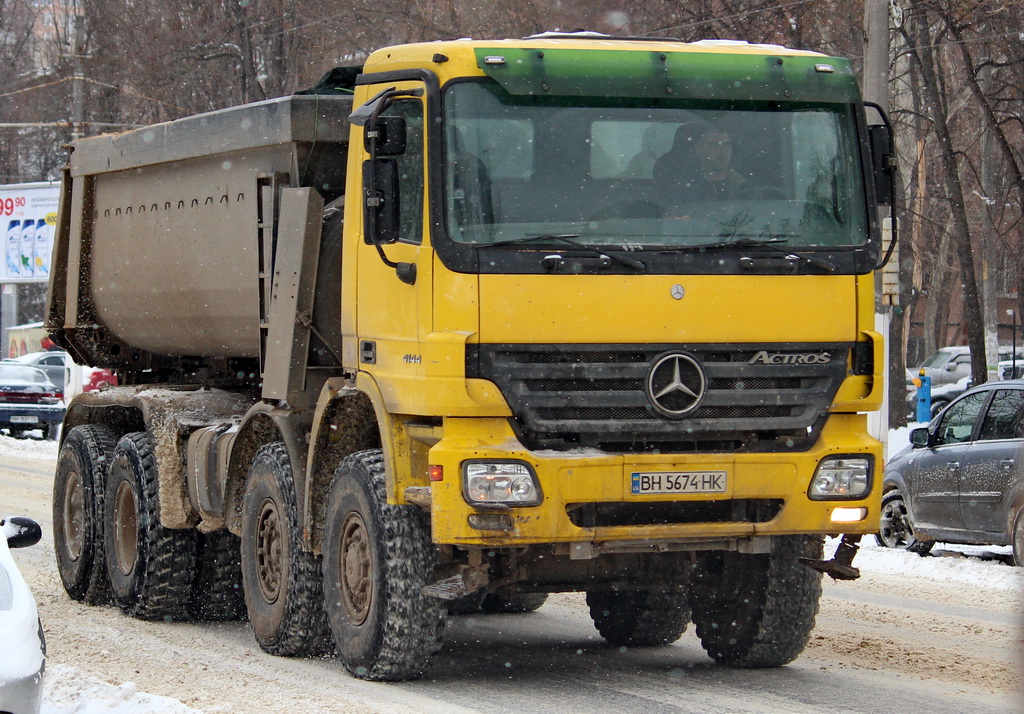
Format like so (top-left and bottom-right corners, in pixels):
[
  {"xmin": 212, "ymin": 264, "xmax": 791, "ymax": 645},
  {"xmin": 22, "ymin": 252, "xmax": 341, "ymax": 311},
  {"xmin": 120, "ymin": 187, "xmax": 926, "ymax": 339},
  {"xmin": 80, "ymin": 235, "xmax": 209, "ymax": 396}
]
[
  {"xmin": 349, "ymin": 85, "xmax": 434, "ymax": 413},
  {"xmin": 958, "ymin": 388, "xmax": 1024, "ymax": 535}
]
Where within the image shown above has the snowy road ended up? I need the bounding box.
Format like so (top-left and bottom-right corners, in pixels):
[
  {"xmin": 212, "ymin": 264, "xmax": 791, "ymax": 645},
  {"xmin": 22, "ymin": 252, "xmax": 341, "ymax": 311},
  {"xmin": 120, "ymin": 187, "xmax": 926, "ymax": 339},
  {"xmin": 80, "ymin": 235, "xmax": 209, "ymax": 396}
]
[{"xmin": 1, "ymin": 438, "xmax": 1021, "ymax": 713}]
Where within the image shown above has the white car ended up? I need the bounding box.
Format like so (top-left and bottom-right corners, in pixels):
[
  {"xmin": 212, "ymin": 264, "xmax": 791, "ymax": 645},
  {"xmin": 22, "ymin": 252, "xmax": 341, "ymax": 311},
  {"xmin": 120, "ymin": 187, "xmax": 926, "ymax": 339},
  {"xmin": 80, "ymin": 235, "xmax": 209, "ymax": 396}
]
[{"xmin": 0, "ymin": 516, "xmax": 45, "ymax": 714}]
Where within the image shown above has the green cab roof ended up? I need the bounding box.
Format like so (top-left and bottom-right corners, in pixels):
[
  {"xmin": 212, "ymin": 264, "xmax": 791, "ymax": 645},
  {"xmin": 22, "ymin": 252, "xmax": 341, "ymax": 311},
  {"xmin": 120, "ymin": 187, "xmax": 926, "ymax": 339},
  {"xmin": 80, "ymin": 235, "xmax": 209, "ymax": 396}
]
[{"xmin": 473, "ymin": 46, "xmax": 860, "ymax": 103}]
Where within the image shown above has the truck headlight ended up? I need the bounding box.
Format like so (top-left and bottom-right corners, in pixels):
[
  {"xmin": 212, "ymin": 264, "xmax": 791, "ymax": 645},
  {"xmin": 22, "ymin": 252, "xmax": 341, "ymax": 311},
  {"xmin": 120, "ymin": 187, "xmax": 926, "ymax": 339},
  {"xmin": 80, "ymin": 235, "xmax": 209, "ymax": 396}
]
[
  {"xmin": 808, "ymin": 456, "xmax": 872, "ymax": 500},
  {"xmin": 462, "ymin": 461, "xmax": 542, "ymax": 507}
]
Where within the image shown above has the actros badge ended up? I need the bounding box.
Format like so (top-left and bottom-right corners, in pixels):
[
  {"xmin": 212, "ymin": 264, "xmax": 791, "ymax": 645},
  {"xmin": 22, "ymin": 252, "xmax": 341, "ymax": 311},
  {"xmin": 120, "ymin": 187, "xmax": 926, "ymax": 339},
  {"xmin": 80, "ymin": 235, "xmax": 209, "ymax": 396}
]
[{"xmin": 646, "ymin": 352, "xmax": 706, "ymax": 417}]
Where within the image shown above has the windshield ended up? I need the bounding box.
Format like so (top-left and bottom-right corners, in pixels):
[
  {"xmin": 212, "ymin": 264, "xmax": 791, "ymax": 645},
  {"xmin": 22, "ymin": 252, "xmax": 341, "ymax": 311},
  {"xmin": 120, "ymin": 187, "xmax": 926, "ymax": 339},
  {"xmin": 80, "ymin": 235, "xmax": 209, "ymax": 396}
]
[{"xmin": 443, "ymin": 81, "xmax": 868, "ymax": 252}]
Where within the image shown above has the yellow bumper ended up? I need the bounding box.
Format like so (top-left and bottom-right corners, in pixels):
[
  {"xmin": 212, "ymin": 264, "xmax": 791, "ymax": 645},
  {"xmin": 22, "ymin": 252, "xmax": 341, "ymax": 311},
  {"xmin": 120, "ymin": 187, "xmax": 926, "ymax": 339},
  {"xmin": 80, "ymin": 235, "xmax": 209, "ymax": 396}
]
[{"xmin": 428, "ymin": 413, "xmax": 882, "ymax": 547}]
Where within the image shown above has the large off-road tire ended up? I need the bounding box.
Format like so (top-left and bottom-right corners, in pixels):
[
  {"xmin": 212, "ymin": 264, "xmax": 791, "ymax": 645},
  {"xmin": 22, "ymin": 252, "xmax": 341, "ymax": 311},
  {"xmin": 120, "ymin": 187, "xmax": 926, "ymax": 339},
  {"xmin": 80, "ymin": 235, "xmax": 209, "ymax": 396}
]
[
  {"xmin": 322, "ymin": 449, "xmax": 446, "ymax": 681},
  {"xmin": 240, "ymin": 442, "xmax": 331, "ymax": 657},
  {"xmin": 587, "ymin": 588, "xmax": 690, "ymax": 647},
  {"xmin": 482, "ymin": 588, "xmax": 548, "ymax": 614},
  {"xmin": 53, "ymin": 424, "xmax": 118, "ymax": 604},
  {"xmin": 104, "ymin": 432, "xmax": 198, "ymax": 620},
  {"xmin": 189, "ymin": 530, "xmax": 246, "ymax": 621},
  {"xmin": 876, "ymin": 490, "xmax": 934, "ymax": 555},
  {"xmin": 689, "ymin": 536, "xmax": 823, "ymax": 668}
]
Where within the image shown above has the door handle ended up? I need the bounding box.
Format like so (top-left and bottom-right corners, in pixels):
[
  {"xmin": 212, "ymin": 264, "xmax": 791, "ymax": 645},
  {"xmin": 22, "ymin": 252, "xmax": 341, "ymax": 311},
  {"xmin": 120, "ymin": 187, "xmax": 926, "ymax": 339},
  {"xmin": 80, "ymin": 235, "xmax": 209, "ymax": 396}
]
[
  {"xmin": 947, "ymin": 461, "xmax": 960, "ymax": 471},
  {"xmin": 1000, "ymin": 459, "xmax": 1015, "ymax": 470}
]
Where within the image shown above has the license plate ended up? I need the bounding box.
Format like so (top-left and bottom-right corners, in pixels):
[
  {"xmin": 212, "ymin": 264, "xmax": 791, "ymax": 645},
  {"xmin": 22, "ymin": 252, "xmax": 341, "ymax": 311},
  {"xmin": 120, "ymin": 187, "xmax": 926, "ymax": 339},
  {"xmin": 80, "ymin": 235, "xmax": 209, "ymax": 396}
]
[
  {"xmin": 631, "ymin": 471, "xmax": 727, "ymax": 494},
  {"xmin": 9, "ymin": 415, "xmax": 39, "ymax": 424}
]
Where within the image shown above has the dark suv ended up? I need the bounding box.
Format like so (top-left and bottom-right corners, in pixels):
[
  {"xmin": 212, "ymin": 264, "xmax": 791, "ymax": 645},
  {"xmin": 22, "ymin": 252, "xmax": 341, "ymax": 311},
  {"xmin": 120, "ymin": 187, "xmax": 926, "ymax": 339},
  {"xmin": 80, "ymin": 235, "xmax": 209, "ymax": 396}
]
[{"xmin": 879, "ymin": 380, "xmax": 1024, "ymax": 565}]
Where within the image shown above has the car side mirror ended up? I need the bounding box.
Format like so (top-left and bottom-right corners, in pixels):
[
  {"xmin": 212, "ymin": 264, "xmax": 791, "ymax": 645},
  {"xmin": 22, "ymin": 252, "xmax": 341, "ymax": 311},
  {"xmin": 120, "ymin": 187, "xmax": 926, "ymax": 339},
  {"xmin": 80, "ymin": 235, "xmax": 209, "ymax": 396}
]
[
  {"xmin": 2, "ymin": 516, "xmax": 42, "ymax": 548},
  {"xmin": 910, "ymin": 427, "xmax": 930, "ymax": 448}
]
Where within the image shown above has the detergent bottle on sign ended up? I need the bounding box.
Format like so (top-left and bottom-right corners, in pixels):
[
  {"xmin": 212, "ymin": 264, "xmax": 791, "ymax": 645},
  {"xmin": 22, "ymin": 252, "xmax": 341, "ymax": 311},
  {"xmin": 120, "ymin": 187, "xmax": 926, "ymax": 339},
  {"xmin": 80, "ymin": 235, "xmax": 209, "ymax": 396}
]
[
  {"xmin": 5, "ymin": 220, "xmax": 20, "ymax": 278},
  {"xmin": 20, "ymin": 218, "xmax": 35, "ymax": 277},
  {"xmin": 33, "ymin": 219, "xmax": 50, "ymax": 277}
]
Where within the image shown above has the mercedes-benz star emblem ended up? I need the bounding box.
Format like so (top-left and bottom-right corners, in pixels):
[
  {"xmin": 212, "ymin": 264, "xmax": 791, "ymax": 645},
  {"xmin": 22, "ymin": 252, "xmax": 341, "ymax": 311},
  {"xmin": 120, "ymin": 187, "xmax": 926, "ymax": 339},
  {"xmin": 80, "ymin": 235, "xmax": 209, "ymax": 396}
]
[
  {"xmin": 670, "ymin": 284, "xmax": 685, "ymax": 300},
  {"xmin": 646, "ymin": 352, "xmax": 706, "ymax": 417}
]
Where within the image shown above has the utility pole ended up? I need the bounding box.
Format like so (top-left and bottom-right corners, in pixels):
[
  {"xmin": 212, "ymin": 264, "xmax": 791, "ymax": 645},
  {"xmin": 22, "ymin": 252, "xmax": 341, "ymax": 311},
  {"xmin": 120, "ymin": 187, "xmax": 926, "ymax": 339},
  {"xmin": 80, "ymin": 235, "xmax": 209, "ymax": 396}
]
[
  {"xmin": 71, "ymin": 13, "xmax": 86, "ymax": 141},
  {"xmin": 863, "ymin": 0, "xmax": 898, "ymax": 437}
]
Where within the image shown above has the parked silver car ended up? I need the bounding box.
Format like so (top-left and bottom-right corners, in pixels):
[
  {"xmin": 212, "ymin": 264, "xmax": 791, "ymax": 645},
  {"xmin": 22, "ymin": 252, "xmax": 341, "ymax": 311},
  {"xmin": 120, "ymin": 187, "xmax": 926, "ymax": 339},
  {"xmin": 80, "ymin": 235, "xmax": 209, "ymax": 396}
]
[
  {"xmin": 879, "ymin": 380, "xmax": 1024, "ymax": 564},
  {"xmin": 0, "ymin": 516, "xmax": 45, "ymax": 714}
]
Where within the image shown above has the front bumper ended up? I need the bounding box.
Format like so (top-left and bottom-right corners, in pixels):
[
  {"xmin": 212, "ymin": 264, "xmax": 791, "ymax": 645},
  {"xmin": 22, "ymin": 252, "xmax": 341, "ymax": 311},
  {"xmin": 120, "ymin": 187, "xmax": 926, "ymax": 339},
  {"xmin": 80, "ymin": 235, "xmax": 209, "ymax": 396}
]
[{"xmin": 427, "ymin": 413, "xmax": 882, "ymax": 548}]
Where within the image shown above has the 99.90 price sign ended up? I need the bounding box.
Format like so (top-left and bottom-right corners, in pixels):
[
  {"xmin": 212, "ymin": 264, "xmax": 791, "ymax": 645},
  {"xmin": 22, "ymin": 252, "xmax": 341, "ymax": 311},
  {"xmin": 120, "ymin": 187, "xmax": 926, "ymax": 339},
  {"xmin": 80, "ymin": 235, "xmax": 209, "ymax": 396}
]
[
  {"xmin": 1, "ymin": 182, "xmax": 60, "ymax": 284},
  {"xmin": 1, "ymin": 196, "xmax": 28, "ymax": 216}
]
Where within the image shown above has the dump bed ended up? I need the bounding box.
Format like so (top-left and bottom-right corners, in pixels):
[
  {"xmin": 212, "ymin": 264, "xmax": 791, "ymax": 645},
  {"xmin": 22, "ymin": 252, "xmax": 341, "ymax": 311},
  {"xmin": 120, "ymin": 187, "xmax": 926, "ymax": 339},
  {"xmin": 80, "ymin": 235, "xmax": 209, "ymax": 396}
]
[{"xmin": 48, "ymin": 94, "xmax": 351, "ymax": 369}]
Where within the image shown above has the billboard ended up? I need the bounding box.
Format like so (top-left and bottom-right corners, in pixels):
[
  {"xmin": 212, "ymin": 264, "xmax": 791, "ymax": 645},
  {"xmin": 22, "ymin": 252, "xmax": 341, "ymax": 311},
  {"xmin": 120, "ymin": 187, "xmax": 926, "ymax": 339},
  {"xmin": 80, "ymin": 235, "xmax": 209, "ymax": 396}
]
[{"xmin": 1, "ymin": 181, "xmax": 60, "ymax": 284}]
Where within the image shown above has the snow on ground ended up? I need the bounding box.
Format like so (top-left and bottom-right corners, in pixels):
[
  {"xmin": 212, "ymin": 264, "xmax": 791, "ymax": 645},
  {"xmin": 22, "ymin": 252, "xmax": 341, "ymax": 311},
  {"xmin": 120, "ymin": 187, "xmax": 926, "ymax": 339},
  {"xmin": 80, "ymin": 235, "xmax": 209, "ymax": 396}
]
[
  {"xmin": 2, "ymin": 427, "xmax": 1019, "ymax": 713},
  {"xmin": 42, "ymin": 666, "xmax": 203, "ymax": 714},
  {"xmin": 0, "ymin": 431, "xmax": 59, "ymax": 460}
]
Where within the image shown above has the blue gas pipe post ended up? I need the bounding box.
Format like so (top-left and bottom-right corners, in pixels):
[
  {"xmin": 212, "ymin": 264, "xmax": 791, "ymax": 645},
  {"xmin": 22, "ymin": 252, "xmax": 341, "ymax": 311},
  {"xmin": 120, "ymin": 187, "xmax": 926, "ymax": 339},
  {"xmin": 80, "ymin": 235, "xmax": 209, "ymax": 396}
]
[{"xmin": 914, "ymin": 368, "xmax": 932, "ymax": 422}]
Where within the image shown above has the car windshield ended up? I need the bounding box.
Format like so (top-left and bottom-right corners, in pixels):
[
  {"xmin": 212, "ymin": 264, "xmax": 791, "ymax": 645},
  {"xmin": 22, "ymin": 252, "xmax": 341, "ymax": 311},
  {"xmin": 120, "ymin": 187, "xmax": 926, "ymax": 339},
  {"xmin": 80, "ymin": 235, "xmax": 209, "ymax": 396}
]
[
  {"xmin": 919, "ymin": 351, "xmax": 958, "ymax": 369},
  {"xmin": 0, "ymin": 365, "xmax": 49, "ymax": 383},
  {"xmin": 443, "ymin": 81, "xmax": 869, "ymax": 251}
]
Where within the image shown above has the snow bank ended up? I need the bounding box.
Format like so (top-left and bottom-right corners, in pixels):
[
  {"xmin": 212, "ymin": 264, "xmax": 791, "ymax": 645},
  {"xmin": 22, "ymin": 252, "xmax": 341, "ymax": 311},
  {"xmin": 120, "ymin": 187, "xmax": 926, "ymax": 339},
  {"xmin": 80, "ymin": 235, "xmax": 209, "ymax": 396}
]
[
  {"xmin": 0, "ymin": 432, "xmax": 60, "ymax": 461},
  {"xmin": 42, "ymin": 665, "xmax": 203, "ymax": 714}
]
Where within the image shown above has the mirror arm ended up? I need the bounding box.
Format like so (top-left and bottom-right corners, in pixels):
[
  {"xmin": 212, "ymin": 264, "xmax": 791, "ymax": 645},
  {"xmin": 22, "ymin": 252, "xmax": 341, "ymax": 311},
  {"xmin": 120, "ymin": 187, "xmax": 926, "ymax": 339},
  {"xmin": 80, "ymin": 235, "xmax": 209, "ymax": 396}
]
[{"xmin": 357, "ymin": 88, "xmax": 423, "ymax": 286}]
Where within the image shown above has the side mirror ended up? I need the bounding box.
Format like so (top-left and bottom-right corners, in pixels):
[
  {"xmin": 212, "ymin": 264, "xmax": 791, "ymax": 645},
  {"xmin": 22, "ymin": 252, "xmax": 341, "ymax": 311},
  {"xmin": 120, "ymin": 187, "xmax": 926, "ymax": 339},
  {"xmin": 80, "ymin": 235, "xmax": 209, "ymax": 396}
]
[
  {"xmin": 363, "ymin": 159, "xmax": 400, "ymax": 245},
  {"xmin": 910, "ymin": 427, "xmax": 930, "ymax": 448},
  {"xmin": 867, "ymin": 124, "xmax": 893, "ymax": 206},
  {"xmin": 2, "ymin": 516, "xmax": 42, "ymax": 549},
  {"xmin": 364, "ymin": 115, "xmax": 407, "ymax": 156}
]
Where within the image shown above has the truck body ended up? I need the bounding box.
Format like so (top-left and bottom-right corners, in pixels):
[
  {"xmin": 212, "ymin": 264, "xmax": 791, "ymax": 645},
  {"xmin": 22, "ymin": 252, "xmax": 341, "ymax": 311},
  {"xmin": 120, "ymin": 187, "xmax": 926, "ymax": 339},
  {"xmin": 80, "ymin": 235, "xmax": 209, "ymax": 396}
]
[{"xmin": 48, "ymin": 34, "xmax": 890, "ymax": 680}]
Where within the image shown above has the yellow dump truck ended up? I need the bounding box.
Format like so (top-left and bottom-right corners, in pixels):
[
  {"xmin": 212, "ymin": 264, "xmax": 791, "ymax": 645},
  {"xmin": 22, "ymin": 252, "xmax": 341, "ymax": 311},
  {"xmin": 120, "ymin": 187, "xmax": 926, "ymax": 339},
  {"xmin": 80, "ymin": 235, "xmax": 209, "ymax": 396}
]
[{"xmin": 47, "ymin": 34, "xmax": 892, "ymax": 681}]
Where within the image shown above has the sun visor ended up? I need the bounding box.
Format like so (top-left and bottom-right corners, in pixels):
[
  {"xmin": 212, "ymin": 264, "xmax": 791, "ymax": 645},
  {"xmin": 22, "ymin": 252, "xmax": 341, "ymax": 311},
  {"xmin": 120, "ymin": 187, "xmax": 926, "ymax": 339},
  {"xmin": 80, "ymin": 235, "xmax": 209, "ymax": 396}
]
[{"xmin": 473, "ymin": 47, "xmax": 860, "ymax": 103}]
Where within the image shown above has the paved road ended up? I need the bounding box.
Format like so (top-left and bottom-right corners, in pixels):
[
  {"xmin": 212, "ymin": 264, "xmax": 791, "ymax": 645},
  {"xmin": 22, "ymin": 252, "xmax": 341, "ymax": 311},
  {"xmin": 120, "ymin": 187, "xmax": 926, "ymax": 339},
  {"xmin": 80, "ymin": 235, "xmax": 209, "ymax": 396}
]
[{"xmin": 2, "ymin": 453, "xmax": 1021, "ymax": 713}]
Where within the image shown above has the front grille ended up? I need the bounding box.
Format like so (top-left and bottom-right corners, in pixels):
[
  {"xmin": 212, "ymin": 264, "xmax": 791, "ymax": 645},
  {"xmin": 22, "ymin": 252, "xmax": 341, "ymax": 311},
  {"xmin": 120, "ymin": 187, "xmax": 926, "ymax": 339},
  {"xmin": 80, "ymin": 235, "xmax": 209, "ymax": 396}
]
[
  {"xmin": 467, "ymin": 343, "xmax": 851, "ymax": 453},
  {"xmin": 567, "ymin": 499, "xmax": 784, "ymax": 527}
]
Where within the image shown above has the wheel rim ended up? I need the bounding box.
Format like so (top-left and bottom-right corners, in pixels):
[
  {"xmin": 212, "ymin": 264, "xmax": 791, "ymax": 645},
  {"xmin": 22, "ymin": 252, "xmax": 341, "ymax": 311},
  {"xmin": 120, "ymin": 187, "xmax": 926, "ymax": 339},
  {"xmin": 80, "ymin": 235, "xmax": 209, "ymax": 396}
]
[
  {"xmin": 62, "ymin": 470, "xmax": 85, "ymax": 561},
  {"xmin": 112, "ymin": 480, "xmax": 139, "ymax": 575},
  {"xmin": 339, "ymin": 512, "xmax": 372, "ymax": 625},
  {"xmin": 255, "ymin": 498, "xmax": 283, "ymax": 603},
  {"xmin": 879, "ymin": 496, "xmax": 915, "ymax": 549}
]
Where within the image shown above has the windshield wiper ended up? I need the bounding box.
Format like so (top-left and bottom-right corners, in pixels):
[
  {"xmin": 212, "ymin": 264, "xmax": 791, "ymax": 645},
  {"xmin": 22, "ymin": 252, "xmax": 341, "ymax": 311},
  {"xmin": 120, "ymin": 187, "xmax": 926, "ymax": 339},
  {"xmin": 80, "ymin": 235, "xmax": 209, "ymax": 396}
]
[
  {"xmin": 652, "ymin": 237, "xmax": 836, "ymax": 273},
  {"xmin": 472, "ymin": 233, "xmax": 646, "ymax": 271}
]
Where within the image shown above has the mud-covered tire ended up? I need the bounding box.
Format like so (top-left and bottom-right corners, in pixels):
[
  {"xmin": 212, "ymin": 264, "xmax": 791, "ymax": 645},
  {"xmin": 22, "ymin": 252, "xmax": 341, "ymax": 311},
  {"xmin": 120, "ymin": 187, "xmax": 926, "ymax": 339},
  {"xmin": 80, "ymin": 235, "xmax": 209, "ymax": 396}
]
[
  {"xmin": 53, "ymin": 424, "xmax": 118, "ymax": 604},
  {"xmin": 240, "ymin": 442, "xmax": 332, "ymax": 656},
  {"xmin": 104, "ymin": 432, "xmax": 198, "ymax": 620},
  {"xmin": 690, "ymin": 536, "xmax": 822, "ymax": 668},
  {"xmin": 876, "ymin": 490, "xmax": 934, "ymax": 555},
  {"xmin": 189, "ymin": 530, "xmax": 246, "ymax": 621},
  {"xmin": 587, "ymin": 588, "xmax": 690, "ymax": 647},
  {"xmin": 322, "ymin": 449, "xmax": 446, "ymax": 681},
  {"xmin": 481, "ymin": 588, "xmax": 548, "ymax": 614}
]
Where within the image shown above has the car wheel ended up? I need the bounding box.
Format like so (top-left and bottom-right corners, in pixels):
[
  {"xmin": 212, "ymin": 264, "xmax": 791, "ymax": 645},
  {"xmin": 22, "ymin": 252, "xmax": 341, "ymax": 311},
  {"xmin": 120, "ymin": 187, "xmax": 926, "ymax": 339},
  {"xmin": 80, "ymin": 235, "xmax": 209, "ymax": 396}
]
[
  {"xmin": 104, "ymin": 432, "xmax": 198, "ymax": 619},
  {"xmin": 587, "ymin": 588, "xmax": 689, "ymax": 646},
  {"xmin": 322, "ymin": 449, "xmax": 446, "ymax": 681},
  {"xmin": 929, "ymin": 399, "xmax": 949, "ymax": 419},
  {"xmin": 689, "ymin": 536, "xmax": 822, "ymax": 667},
  {"xmin": 875, "ymin": 490, "xmax": 934, "ymax": 555},
  {"xmin": 53, "ymin": 424, "xmax": 118, "ymax": 604},
  {"xmin": 240, "ymin": 442, "xmax": 332, "ymax": 656},
  {"xmin": 482, "ymin": 588, "xmax": 548, "ymax": 614},
  {"xmin": 1012, "ymin": 508, "xmax": 1024, "ymax": 568}
]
